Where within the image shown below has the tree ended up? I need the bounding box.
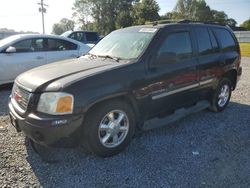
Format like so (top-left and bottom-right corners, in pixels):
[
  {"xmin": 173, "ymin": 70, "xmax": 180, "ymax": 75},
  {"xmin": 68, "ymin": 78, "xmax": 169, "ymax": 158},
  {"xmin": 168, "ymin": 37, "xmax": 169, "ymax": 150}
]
[
  {"xmin": 116, "ymin": 11, "xmax": 134, "ymax": 28},
  {"xmin": 240, "ymin": 19, "xmax": 250, "ymax": 30},
  {"xmin": 164, "ymin": 0, "xmax": 237, "ymax": 27},
  {"xmin": 52, "ymin": 18, "xmax": 75, "ymax": 35},
  {"xmin": 133, "ymin": 0, "xmax": 160, "ymax": 25},
  {"xmin": 72, "ymin": 0, "xmax": 136, "ymax": 35}
]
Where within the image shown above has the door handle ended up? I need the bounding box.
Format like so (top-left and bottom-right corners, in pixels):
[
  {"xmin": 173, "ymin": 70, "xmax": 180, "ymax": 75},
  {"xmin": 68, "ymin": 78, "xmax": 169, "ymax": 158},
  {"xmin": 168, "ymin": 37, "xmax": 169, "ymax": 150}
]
[{"xmin": 36, "ymin": 56, "xmax": 44, "ymax": 60}]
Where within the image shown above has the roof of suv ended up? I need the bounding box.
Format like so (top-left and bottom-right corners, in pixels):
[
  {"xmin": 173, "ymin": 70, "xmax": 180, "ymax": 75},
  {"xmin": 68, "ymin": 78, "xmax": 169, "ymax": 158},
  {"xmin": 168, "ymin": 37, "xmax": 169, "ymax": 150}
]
[{"xmin": 127, "ymin": 21, "xmax": 230, "ymax": 30}]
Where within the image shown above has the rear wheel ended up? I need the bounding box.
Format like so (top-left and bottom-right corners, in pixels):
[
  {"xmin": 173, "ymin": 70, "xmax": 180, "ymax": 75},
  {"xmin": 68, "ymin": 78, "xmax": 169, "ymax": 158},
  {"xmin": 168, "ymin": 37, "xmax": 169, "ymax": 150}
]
[
  {"xmin": 210, "ymin": 77, "xmax": 232, "ymax": 112},
  {"xmin": 82, "ymin": 100, "xmax": 136, "ymax": 157}
]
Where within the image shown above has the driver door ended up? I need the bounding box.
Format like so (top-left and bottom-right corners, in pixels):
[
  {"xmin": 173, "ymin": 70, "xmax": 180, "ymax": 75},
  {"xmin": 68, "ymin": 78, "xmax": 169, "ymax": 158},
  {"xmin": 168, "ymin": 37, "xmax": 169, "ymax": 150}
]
[
  {"xmin": 0, "ymin": 38, "xmax": 46, "ymax": 83},
  {"xmin": 146, "ymin": 27, "xmax": 199, "ymax": 117}
]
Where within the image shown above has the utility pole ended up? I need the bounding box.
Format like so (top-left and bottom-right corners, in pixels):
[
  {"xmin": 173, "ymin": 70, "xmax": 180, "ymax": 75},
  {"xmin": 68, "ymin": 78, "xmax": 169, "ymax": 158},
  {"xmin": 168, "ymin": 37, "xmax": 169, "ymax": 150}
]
[{"xmin": 38, "ymin": 0, "xmax": 48, "ymax": 34}]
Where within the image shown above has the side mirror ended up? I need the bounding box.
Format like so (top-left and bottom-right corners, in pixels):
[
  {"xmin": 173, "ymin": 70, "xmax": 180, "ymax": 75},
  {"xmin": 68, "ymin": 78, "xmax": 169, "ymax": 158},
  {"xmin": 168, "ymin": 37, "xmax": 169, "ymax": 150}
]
[
  {"xmin": 157, "ymin": 52, "xmax": 177, "ymax": 64},
  {"xmin": 5, "ymin": 46, "xmax": 16, "ymax": 53}
]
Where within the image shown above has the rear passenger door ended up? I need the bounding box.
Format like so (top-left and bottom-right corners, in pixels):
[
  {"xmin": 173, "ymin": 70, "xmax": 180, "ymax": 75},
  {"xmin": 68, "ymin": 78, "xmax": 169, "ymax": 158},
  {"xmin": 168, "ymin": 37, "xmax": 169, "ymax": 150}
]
[
  {"xmin": 194, "ymin": 26, "xmax": 223, "ymax": 98},
  {"xmin": 147, "ymin": 28, "xmax": 199, "ymax": 116},
  {"xmin": 212, "ymin": 28, "xmax": 239, "ymax": 69},
  {"xmin": 45, "ymin": 38, "xmax": 79, "ymax": 63}
]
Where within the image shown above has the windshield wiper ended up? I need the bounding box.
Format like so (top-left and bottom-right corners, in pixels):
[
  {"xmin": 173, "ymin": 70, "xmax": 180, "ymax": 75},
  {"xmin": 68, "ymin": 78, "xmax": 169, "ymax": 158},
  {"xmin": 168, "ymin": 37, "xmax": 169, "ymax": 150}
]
[
  {"xmin": 86, "ymin": 53, "xmax": 121, "ymax": 62},
  {"xmin": 97, "ymin": 55, "xmax": 121, "ymax": 62},
  {"xmin": 86, "ymin": 52, "xmax": 97, "ymax": 59}
]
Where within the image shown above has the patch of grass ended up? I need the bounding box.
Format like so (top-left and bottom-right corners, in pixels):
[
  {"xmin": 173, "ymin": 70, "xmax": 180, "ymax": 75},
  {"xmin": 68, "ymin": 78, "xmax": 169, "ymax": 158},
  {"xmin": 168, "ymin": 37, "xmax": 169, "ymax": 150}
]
[{"xmin": 240, "ymin": 43, "xmax": 250, "ymax": 57}]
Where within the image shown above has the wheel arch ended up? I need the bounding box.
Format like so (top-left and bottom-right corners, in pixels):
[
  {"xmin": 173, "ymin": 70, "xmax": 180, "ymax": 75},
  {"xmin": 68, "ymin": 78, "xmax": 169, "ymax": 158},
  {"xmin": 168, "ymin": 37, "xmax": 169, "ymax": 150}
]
[
  {"xmin": 222, "ymin": 69, "xmax": 237, "ymax": 90},
  {"xmin": 83, "ymin": 93, "xmax": 142, "ymax": 126}
]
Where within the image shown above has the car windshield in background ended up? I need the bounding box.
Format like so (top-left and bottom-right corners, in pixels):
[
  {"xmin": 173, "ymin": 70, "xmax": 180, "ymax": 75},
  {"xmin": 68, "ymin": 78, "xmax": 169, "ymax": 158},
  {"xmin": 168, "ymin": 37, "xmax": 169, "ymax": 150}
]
[
  {"xmin": 89, "ymin": 27, "xmax": 158, "ymax": 60},
  {"xmin": 60, "ymin": 31, "xmax": 72, "ymax": 37}
]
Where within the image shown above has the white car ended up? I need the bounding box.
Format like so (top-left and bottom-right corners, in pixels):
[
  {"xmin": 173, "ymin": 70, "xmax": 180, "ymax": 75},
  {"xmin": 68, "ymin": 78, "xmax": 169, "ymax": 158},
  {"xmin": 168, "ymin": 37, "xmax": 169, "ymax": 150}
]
[{"xmin": 0, "ymin": 34, "xmax": 91, "ymax": 85}]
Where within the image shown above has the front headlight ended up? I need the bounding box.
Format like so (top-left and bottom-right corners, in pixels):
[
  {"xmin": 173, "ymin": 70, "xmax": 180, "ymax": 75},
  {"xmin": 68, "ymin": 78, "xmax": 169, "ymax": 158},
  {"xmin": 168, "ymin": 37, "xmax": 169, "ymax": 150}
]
[{"xmin": 37, "ymin": 92, "xmax": 74, "ymax": 115}]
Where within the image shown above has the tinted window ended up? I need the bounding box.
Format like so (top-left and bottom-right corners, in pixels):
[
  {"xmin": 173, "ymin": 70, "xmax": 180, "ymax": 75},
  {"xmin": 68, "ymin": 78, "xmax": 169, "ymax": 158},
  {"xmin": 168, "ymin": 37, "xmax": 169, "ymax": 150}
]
[
  {"xmin": 69, "ymin": 32, "xmax": 85, "ymax": 42},
  {"xmin": 209, "ymin": 29, "xmax": 219, "ymax": 52},
  {"xmin": 12, "ymin": 39, "xmax": 32, "ymax": 52},
  {"xmin": 213, "ymin": 28, "xmax": 235, "ymax": 52},
  {"xmin": 12, "ymin": 38, "xmax": 45, "ymax": 52},
  {"xmin": 85, "ymin": 32, "xmax": 98, "ymax": 42},
  {"xmin": 158, "ymin": 32, "xmax": 192, "ymax": 60},
  {"xmin": 195, "ymin": 27, "xmax": 213, "ymax": 55},
  {"xmin": 47, "ymin": 39, "xmax": 77, "ymax": 51}
]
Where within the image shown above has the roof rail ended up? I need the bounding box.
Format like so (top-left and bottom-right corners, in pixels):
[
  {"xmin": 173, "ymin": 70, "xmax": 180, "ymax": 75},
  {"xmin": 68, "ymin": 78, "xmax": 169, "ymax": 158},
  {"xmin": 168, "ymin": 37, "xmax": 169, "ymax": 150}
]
[
  {"xmin": 146, "ymin": 19, "xmax": 225, "ymax": 26},
  {"xmin": 177, "ymin": 19, "xmax": 226, "ymax": 26}
]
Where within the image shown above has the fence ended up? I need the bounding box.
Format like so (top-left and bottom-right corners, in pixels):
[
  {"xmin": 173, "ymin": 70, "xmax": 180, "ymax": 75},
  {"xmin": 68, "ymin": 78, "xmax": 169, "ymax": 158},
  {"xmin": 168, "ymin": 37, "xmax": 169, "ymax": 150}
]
[{"xmin": 234, "ymin": 31, "xmax": 250, "ymax": 43}]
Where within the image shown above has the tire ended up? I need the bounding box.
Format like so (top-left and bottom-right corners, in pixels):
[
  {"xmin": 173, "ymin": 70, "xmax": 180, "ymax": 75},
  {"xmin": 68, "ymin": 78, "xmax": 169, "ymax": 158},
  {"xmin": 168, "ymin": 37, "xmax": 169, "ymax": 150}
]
[
  {"xmin": 82, "ymin": 100, "xmax": 136, "ymax": 157},
  {"xmin": 210, "ymin": 77, "xmax": 232, "ymax": 112}
]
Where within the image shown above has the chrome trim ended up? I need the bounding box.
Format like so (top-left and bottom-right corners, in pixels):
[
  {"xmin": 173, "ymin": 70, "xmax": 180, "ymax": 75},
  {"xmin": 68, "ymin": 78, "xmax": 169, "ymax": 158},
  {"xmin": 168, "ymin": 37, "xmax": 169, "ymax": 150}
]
[
  {"xmin": 200, "ymin": 78, "xmax": 214, "ymax": 86},
  {"xmin": 15, "ymin": 81, "xmax": 33, "ymax": 92},
  {"xmin": 152, "ymin": 83, "xmax": 199, "ymax": 100},
  {"xmin": 152, "ymin": 78, "xmax": 214, "ymax": 100},
  {"xmin": 11, "ymin": 83, "xmax": 32, "ymax": 113}
]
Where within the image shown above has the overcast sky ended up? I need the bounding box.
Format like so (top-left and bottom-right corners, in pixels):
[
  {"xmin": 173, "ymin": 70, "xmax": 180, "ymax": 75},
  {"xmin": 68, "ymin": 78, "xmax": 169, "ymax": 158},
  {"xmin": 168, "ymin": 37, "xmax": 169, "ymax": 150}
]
[{"xmin": 0, "ymin": 0, "xmax": 249, "ymax": 34}]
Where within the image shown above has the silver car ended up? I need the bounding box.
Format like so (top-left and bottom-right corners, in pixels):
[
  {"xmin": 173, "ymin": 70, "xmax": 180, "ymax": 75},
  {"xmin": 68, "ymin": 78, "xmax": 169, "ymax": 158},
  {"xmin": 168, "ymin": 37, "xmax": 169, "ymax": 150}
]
[{"xmin": 0, "ymin": 34, "xmax": 91, "ymax": 85}]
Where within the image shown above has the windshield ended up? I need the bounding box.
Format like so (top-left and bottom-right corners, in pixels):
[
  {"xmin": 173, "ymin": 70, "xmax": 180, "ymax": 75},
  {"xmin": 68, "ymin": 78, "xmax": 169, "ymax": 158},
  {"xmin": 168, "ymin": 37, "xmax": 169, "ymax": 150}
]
[{"xmin": 89, "ymin": 28, "xmax": 157, "ymax": 60}]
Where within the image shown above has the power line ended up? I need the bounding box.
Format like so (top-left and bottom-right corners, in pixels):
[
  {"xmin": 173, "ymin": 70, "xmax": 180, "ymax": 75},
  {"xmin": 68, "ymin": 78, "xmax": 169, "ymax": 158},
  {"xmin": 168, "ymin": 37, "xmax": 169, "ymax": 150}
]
[{"xmin": 38, "ymin": 0, "xmax": 48, "ymax": 34}]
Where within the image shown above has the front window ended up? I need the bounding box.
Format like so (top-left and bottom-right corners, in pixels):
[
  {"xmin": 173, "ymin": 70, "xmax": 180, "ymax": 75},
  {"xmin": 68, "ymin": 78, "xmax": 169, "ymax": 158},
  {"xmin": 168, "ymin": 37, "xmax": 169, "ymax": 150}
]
[{"xmin": 89, "ymin": 28, "xmax": 158, "ymax": 60}]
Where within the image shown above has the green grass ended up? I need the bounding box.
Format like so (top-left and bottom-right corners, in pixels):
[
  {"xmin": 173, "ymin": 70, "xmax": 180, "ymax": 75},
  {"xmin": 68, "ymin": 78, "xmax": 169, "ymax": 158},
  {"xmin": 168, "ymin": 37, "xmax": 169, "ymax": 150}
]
[{"xmin": 240, "ymin": 43, "xmax": 250, "ymax": 57}]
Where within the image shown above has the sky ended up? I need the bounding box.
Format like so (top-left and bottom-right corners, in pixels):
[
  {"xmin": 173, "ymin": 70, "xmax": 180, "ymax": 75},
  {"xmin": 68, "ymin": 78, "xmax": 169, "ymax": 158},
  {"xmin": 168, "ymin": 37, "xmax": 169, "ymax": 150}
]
[{"xmin": 0, "ymin": 0, "xmax": 249, "ymax": 34}]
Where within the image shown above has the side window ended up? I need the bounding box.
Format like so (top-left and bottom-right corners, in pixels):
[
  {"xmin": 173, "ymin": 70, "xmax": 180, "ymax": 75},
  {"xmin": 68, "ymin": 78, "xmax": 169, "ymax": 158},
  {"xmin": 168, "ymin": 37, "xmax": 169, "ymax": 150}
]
[
  {"xmin": 158, "ymin": 31, "xmax": 193, "ymax": 60},
  {"xmin": 47, "ymin": 39, "xmax": 78, "ymax": 51},
  {"xmin": 213, "ymin": 28, "xmax": 236, "ymax": 52},
  {"xmin": 69, "ymin": 32, "xmax": 85, "ymax": 42},
  {"xmin": 208, "ymin": 29, "xmax": 219, "ymax": 52},
  {"xmin": 85, "ymin": 32, "xmax": 98, "ymax": 42},
  {"xmin": 12, "ymin": 39, "xmax": 32, "ymax": 52},
  {"xmin": 31, "ymin": 38, "xmax": 45, "ymax": 51},
  {"xmin": 195, "ymin": 27, "xmax": 213, "ymax": 55}
]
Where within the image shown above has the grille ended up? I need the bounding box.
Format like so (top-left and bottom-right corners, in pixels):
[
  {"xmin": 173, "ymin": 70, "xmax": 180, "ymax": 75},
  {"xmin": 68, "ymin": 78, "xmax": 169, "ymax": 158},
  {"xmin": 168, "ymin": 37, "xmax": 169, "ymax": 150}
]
[{"xmin": 12, "ymin": 84, "xmax": 31, "ymax": 111}]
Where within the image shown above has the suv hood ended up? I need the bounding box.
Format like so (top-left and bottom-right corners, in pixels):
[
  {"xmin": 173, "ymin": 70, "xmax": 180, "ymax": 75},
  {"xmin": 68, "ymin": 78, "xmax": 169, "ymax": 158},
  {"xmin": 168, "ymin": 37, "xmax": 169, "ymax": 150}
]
[{"xmin": 16, "ymin": 57, "xmax": 123, "ymax": 92}]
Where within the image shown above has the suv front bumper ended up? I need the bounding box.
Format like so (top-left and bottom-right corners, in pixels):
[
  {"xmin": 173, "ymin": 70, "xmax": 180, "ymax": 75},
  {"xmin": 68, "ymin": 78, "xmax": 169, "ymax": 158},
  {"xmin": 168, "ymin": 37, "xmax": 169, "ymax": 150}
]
[{"xmin": 9, "ymin": 101, "xmax": 84, "ymax": 147}]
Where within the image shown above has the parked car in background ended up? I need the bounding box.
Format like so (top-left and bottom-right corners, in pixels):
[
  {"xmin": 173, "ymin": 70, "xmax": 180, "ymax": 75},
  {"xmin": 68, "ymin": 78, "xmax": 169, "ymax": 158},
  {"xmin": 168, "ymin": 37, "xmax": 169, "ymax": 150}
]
[
  {"xmin": 61, "ymin": 31, "xmax": 100, "ymax": 47},
  {"xmin": 0, "ymin": 34, "xmax": 90, "ymax": 85}
]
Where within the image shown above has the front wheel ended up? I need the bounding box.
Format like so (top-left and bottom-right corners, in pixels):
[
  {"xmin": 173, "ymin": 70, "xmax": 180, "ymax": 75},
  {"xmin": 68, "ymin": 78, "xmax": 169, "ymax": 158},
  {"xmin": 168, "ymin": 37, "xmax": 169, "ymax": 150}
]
[
  {"xmin": 210, "ymin": 77, "xmax": 232, "ymax": 112},
  {"xmin": 82, "ymin": 100, "xmax": 136, "ymax": 157}
]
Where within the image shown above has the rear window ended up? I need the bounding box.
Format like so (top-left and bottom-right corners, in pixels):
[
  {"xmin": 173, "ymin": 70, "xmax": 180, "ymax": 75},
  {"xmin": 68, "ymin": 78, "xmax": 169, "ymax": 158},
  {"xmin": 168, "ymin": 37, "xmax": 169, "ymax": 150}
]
[{"xmin": 213, "ymin": 28, "xmax": 236, "ymax": 52}]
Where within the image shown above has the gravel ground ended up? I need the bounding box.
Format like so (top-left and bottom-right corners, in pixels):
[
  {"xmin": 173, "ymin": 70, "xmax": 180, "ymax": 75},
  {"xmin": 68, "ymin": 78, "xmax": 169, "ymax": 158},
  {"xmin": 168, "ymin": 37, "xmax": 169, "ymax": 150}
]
[{"xmin": 0, "ymin": 58, "xmax": 250, "ymax": 188}]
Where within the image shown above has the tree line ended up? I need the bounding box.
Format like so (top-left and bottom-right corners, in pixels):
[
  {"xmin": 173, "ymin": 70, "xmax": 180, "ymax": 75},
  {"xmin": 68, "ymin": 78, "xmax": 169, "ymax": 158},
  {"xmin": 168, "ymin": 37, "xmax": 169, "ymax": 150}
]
[{"xmin": 52, "ymin": 0, "xmax": 250, "ymax": 35}]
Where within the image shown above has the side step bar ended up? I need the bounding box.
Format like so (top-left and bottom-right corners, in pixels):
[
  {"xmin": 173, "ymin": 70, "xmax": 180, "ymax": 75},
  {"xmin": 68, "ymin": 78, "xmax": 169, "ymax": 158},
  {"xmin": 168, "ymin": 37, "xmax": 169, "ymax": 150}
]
[{"xmin": 142, "ymin": 100, "xmax": 210, "ymax": 131}]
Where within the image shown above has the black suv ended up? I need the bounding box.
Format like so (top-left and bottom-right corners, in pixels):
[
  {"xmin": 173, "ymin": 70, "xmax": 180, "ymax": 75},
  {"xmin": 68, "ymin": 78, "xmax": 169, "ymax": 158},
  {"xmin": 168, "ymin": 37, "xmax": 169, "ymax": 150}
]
[{"xmin": 9, "ymin": 22, "xmax": 242, "ymax": 157}]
